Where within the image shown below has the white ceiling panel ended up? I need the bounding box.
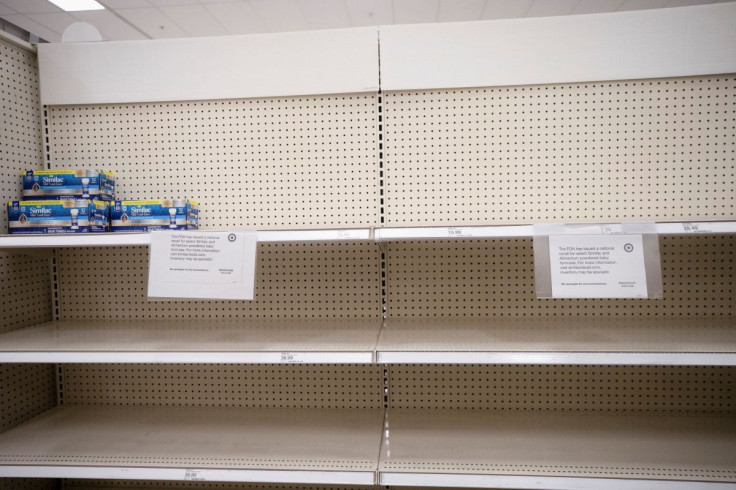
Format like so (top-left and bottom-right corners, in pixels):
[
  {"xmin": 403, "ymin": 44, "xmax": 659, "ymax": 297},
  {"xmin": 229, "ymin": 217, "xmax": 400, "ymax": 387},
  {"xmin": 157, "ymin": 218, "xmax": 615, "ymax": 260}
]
[
  {"xmin": 298, "ymin": 0, "xmax": 351, "ymax": 30},
  {"xmin": 115, "ymin": 7, "xmax": 186, "ymax": 38},
  {"xmin": 98, "ymin": 0, "xmax": 152, "ymax": 8},
  {"xmin": 204, "ymin": 2, "xmax": 267, "ymax": 35},
  {"xmin": 619, "ymin": 0, "xmax": 670, "ymax": 9},
  {"xmin": 481, "ymin": 0, "xmax": 533, "ymax": 19},
  {"xmin": 159, "ymin": 4, "xmax": 227, "ymax": 36},
  {"xmin": 346, "ymin": 0, "xmax": 393, "ymax": 26},
  {"xmin": 0, "ymin": 0, "xmax": 62, "ymax": 14},
  {"xmin": 572, "ymin": 0, "xmax": 627, "ymax": 14},
  {"xmin": 1, "ymin": 13, "xmax": 60, "ymax": 41},
  {"xmin": 0, "ymin": 4, "xmax": 17, "ymax": 15},
  {"xmin": 26, "ymin": 12, "xmax": 76, "ymax": 35},
  {"xmin": 438, "ymin": 0, "xmax": 485, "ymax": 21},
  {"xmin": 72, "ymin": 9, "xmax": 147, "ymax": 40},
  {"xmin": 394, "ymin": 0, "xmax": 441, "ymax": 23},
  {"xmin": 526, "ymin": 0, "xmax": 579, "ymax": 17},
  {"xmin": 146, "ymin": 0, "xmax": 202, "ymax": 6},
  {"xmin": 250, "ymin": 0, "xmax": 308, "ymax": 32}
]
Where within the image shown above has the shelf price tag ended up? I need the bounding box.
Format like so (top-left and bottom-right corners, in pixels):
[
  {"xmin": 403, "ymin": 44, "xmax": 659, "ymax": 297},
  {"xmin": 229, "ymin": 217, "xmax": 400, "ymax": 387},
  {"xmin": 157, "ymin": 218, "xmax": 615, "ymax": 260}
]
[
  {"xmin": 280, "ymin": 352, "xmax": 305, "ymax": 363},
  {"xmin": 148, "ymin": 231, "xmax": 257, "ymax": 300},
  {"xmin": 184, "ymin": 469, "xmax": 205, "ymax": 481},
  {"xmin": 544, "ymin": 234, "xmax": 649, "ymax": 298}
]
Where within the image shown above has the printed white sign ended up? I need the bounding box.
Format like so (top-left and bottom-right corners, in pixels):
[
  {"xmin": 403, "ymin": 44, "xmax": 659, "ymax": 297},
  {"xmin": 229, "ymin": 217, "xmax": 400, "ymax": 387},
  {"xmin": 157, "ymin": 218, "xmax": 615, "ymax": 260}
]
[
  {"xmin": 548, "ymin": 234, "xmax": 647, "ymax": 298},
  {"xmin": 148, "ymin": 231, "xmax": 257, "ymax": 300}
]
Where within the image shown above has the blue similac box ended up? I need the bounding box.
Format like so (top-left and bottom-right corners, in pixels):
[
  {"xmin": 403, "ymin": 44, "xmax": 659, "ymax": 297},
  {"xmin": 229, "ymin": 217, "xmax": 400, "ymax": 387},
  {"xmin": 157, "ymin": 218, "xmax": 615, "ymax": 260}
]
[
  {"xmin": 89, "ymin": 200, "xmax": 110, "ymax": 232},
  {"xmin": 110, "ymin": 199, "xmax": 199, "ymax": 232},
  {"xmin": 8, "ymin": 200, "xmax": 90, "ymax": 234},
  {"xmin": 22, "ymin": 169, "xmax": 116, "ymax": 201}
]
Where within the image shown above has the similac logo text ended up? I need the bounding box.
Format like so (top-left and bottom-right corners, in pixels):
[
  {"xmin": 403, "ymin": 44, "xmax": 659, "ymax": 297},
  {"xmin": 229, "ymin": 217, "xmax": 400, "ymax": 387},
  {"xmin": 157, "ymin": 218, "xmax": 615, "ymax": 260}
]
[
  {"xmin": 30, "ymin": 207, "xmax": 52, "ymax": 216},
  {"xmin": 131, "ymin": 206, "xmax": 153, "ymax": 216},
  {"xmin": 42, "ymin": 176, "xmax": 64, "ymax": 185}
]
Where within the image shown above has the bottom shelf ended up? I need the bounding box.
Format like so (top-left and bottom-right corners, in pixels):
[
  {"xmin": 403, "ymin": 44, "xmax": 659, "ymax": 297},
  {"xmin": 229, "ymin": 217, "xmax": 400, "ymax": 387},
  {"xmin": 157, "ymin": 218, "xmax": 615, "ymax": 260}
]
[
  {"xmin": 380, "ymin": 410, "xmax": 736, "ymax": 489},
  {"xmin": 0, "ymin": 406, "xmax": 734, "ymax": 488},
  {"xmin": 0, "ymin": 406, "xmax": 383, "ymax": 484}
]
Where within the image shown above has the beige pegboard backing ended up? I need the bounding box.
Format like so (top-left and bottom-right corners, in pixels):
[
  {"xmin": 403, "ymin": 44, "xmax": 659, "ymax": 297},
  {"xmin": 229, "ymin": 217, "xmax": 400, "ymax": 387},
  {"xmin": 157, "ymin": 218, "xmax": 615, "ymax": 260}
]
[
  {"xmin": 57, "ymin": 242, "xmax": 380, "ymax": 320},
  {"xmin": 383, "ymin": 75, "xmax": 736, "ymax": 226},
  {"xmin": 0, "ymin": 479, "xmax": 58, "ymax": 490},
  {"xmin": 388, "ymin": 365, "xmax": 735, "ymax": 414},
  {"xmin": 0, "ymin": 364, "xmax": 56, "ymax": 432},
  {"xmin": 47, "ymin": 93, "xmax": 378, "ymax": 229},
  {"xmin": 64, "ymin": 482, "xmax": 373, "ymax": 490},
  {"xmin": 0, "ymin": 38, "xmax": 51, "ymax": 333},
  {"xmin": 386, "ymin": 235, "xmax": 734, "ymax": 317},
  {"xmin": 62, "ymin": 364, "xmax": 382, "ymax": 410}
]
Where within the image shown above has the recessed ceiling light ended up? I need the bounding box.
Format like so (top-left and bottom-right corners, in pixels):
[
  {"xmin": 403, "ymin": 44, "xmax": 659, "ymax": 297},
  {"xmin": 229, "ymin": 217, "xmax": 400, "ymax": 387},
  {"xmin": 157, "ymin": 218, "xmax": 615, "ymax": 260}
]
[{"xmin": 48, "ymin": 0, "xmax": 105, "ymax": 12}]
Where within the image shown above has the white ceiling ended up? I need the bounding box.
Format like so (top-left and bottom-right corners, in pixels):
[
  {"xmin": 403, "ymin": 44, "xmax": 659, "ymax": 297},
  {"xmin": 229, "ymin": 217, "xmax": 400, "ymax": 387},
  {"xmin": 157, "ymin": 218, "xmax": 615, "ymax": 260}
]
[{"xmin": 0, "ymin": 0, "xmax": 732, "ymax": 42}]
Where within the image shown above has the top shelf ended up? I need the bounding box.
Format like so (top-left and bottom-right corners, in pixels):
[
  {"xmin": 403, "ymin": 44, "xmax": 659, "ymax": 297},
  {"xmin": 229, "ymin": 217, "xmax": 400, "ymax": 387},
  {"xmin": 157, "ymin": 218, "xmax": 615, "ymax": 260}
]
[{"xmin": 0, "ymin": 221, "xmax": 734, "ymax": 251}]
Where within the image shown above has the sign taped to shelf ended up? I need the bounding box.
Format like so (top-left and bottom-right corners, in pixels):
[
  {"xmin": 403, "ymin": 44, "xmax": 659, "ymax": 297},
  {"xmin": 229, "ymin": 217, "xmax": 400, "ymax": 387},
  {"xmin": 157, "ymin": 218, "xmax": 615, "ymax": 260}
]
[
  {"xmin": 534, "ymin": 233, "xmax": 663, "ymax": 299},
  {"xmin": 148, "ymin": 230, "xmax": 257, "ymax": 300}
]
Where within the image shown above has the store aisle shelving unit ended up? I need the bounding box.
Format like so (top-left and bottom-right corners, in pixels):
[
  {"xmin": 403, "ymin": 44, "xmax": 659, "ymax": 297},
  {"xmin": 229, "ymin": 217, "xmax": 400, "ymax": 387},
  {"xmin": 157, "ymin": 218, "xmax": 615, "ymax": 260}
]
[{"xmin": 1, "ymin": 4, "xmax": 736, "ymax": 490}]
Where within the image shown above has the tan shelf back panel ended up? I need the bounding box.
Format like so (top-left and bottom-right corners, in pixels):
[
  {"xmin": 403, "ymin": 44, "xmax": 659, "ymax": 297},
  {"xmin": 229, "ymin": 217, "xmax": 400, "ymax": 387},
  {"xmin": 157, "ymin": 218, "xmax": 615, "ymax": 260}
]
[
  {"xmin": 388, "ymin": 364, "xmax": 735, "ymax": 414},
  {"xmin": 384, "ymin": 75, "xmax": 736, "ymax": 226},
  {"xmin": 0, "ymin": 39, "xmax": 51, "ymax": 334},
  {"xmin": 386, "ymin": 235, "xmax": 734, "ymax": 318},
  {"xmin": 57, "ymin": 242, "xmax": 380, "ymax": 320},
  {"xmin": 0, "ymin": 41, "xmax": 57, "ymax": 490},
  {"xmin": 47, "ymin": 93, "xmax": 379, "ymax": 230},
  {"xmin": 62, "ymin": 364, "xmax": 383, "ymax": 410}
]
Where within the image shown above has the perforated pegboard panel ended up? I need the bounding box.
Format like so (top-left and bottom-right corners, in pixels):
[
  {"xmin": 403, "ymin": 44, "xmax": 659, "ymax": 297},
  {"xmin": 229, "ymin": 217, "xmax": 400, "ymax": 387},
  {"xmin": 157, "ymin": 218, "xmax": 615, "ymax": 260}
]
[
  {"xmin": 0, "ymin": 478, "xmax": 57, "ymax": 490},
  {"xmin": 0, "ymin": 38, "xmax": 51, "ymax": 333},
  {"xmin": 0, "ymin": 364, "xmax": 56, "ymax": 431},
  {"xmin": 64, "ymin": 482, "xmax": 373, "ymax": 490},
  {"xmin": 47, "ymin": 93, "xmax": 378, "ymax": 229},
  {"xmin": 388, "ymin": 365, "xmax": 735, "ymax": 413},
  {"xmin": 57, "ymin": 242, "xmax": 379, "ymax": 320},
  {"xmin": 62, "ymin": 364, "xmax": 382, "ymax": 410},
  {"xmin": 383, "ymin": 75, "xmax": 736, "ymax": 226},
  {"xmin": 386, "ymin": 235, "xmax": 734, "ymax": 317}
]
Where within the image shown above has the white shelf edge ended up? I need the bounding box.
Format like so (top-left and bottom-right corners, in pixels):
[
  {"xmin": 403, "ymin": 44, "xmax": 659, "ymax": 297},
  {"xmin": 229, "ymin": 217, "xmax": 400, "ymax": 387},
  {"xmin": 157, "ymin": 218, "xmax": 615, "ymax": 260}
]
[
  {"xmin": 376, "ymin": 351, "xmax": 736, "ymax": 366},
  {"xmin": 379, "ymin": 472, "xmax": 736, "ymax": 489},
  {"xmin": 375, "ymin": 222, "xmax": 736, "ymax": 241},
  {"xmin": 0, "ymin": 351, "xmax": 373, "ymax": 364},
  {"xmin": 0, "ymin": 465, "xmax": 376, "ymax": 484},
  {"xmin": 0, "ymin": 221, "xmax": 733, "ymax": 250}
]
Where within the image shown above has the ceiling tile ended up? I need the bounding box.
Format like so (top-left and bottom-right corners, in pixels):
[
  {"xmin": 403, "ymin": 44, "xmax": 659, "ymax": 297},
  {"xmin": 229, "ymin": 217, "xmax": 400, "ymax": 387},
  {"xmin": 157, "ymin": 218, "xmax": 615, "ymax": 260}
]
[
  {"xmin": 99, "ymin": 0, "xmax": 152, "ymax": 8},
  {"xmin": 572, "ymin": 0, "xmax": 627, "ymax": 14},
  {"xmin": 204, "ymin": 2, "xmax": 267, "ymax": 35},
  {"xmin": 297, "ymin": 0, "xmax": 351, "ymax": 29},
  {"xmin": 26, "ymin": 11, "xmax": 76, "ymax": 34},
  {"xmin": 482, "ymin": 0, "xmax": 533, "ymax": 19},
  {"xmin": 1, "ymin": 0, "xmax": 62, "ymax": 14},
  {"xmin": 0, "ymin": 4, "xmax": 17, "ymax": 15},
  {"xmin": 526, "ymin": 0, "xmax": 579, "ymax": 17},
  {"xmin": 345, "ymin": 0, "xmax": 393, "ymax": 26},
  {"xmin": 147, "ymin": 0, "xmax": 201, "ymax": 6},
  {"xmin": 115, "ymin": 7, "xmax": 186, "ymax": 38},
  {"xmin": 1, "ymin": 13, "xmax": 61, "ymax": 41},
  {"xmin": 394, "ymin": 0, "xmax": 441, "ymax": 23},
  {"xmin": 72, "ymin": 9, "xmax": 148, "ymax": 40},
  {"xmin": 250, "ymin": 0, "xmax": 308, "ymax": 32},
  {"xmin": 438, "ymin": 0, "xmax": 486, "ymax": 21},
  {"xmin": 159, "ymin": 4, "xmax": 227, "ymax": 36},
  {"xmin": 619, "ymin": 0, "xmax": 670, "ymax": 10}
]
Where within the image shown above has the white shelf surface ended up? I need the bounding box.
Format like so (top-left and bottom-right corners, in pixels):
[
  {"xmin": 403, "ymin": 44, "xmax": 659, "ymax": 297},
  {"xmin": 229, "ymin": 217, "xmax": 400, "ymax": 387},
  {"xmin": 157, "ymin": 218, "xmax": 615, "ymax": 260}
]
[
  {"xmin": 0, "ymin": 228, "xmax": 372, "ymax": 250},
  {"xmin": 379, "ymin": 410, "xmax": 736, "ymax": 489},
  {"xmin": 376, "ymin": 317, "xmax": 736, "ymax": 365},
  {"xmin": 0, "ymin": 405, "xmax": 383, "ymax": 484},
  {"xmin": 0, "ymin": 319, "xmax": 381, "ymax": 363},
  {"xmin": 375, "ymin": 221, "xmax": 736, "ymax": 241}
]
